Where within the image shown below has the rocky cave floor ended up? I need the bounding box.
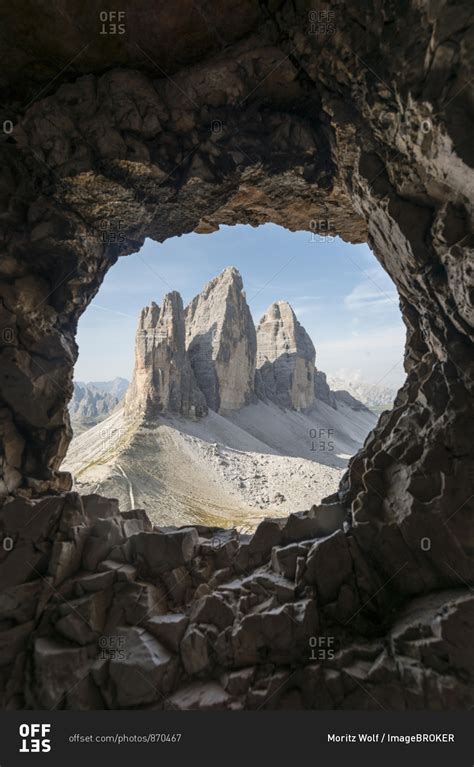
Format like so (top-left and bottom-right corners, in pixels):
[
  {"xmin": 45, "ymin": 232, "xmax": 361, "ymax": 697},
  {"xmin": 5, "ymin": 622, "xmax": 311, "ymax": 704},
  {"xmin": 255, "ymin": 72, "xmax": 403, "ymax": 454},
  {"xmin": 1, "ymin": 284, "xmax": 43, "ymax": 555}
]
[{"xmin": 0, "ymin": 492, "xmax": 472, "ymax": 710}]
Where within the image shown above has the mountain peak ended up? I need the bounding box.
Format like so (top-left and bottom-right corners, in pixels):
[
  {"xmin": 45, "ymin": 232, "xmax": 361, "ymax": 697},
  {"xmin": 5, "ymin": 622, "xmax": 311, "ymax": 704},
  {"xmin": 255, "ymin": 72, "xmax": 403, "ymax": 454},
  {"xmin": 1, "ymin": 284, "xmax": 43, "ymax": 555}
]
[
  {"xmin": 121, "ymin": 270, "xmax": 334, "ymax": 420},
  {"xmin": 185, "ymin": 266, "xmax": 255, "ymax": 413},
  {"xmin": 220, "ymin": 265, "xmax": 240, "ymax": 278},
  {"xmin": 197, "ymin": 266, "xmax": 244, "ymax": 300},
  {"xmin": 125, "ymin": 291, "xmax": 207, "ymax": 419},
  {"xmin": 139, "ymin": 301, "xmax": 160, "ymax": 329},
  {"xmin": 263, "ymin": 300, "xmax": 297, "ymax": 322},
  {"xmin": 256, "ymin": 300, "xmax": 315, "ymax": 410}
]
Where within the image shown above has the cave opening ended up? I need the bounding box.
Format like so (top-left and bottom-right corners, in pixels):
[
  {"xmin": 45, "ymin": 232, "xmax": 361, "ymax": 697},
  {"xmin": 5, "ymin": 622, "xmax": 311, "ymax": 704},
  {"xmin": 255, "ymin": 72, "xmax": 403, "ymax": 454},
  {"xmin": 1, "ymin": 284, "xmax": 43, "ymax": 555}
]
[{"xmin": 64, "ymin": 223, "xmax": 404, "ymax": 530}]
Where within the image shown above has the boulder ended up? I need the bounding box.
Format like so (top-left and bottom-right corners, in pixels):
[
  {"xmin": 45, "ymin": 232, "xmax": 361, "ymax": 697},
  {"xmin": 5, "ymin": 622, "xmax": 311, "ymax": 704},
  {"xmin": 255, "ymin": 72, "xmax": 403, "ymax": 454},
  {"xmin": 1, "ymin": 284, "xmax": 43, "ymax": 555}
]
[
  {"xmin": 0, "ymin": 541, "xmax": 47, "ymax": 590},
  {"xmin": 0, "ymin": 621, "xmax": 34, "ymax": 666},
  {"xmin": 180, "ymin": 626, "xmax": 209, "ymax": 675},
  {"xmin": 108, "ymin": 627, "xmax": 177, "ymax": 706},
  {"xmin": 0, "ymin": 495, "xmax": 64, "ymax": 540},
  {"xmin": 232, "ymin": 599, "xmax": 318, "ymax": 665},
  {"xmin": 271, "ymin": 543, "xmax": 310, "ymax": 580},
  {"xmin": 304, "ymin": 531, "xmax": 354, "ymax": 603},
  {"xmin": 190, "ymin": 593, "xmax": 235, "ymax": 630},
  {"xmin": 146, "ymin": 614, "xmax": 189, "ymax": 652},
  {"xmin": 74, "ymin": 570, "xmax": 116, "ymax": 594},
  {"xmin": 281, "ymin": 505, "xmax": 346, "ymax": 543},
  {"xmin": 48, "ymin": 538, "xmax": 85, "ymax": 586},
  {"xmin": 82, "ymin": 494, "xmax": 120, "ymax": 523},
  {"xmin": 168, "ymin": 681, "xmax": 232, "ymax": 710},
  {"xmin": 110, "ymin": 580, "xmax": 168, "ymax": 625},
  {"xmin": 0, "ymin": 581, "xmax": 42, "ymax": 623},
  {"xmin": 161, "ymin": 566, "xmax": 193, "ymax": 604},
  {"xmin": 222, "ymin": 667, "xmax": 255, "ymax": 696},
  {"xmin": 34, "ymin": 638, "xmax": 90, "ymax": 709},
  {"xmin": 130, "ymin": 528, "xmax": 199, "ymax": 577},
  {"xmin": 55, "ymin": 590, "xmax": 111, "ymax": 645}
]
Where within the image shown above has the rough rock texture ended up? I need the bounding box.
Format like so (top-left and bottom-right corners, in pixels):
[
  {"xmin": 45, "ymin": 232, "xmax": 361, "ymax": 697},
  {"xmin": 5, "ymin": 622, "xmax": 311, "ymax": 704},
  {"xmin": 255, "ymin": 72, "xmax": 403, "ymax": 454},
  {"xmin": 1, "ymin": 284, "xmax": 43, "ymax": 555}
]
[
  {"xmin": 256, "ymin": 301, "xmax": 316, "ymax": 410},
  {"xmin": 313, "ymin": 370, "xmax": 336, "ymax": 408},
  {"xmin": 0, "ymin": 0, "xmax": 473, "ymax": 709},
  {"xmin": 124, "ymin": 293, "xmax": 207, "ymax": 419},
  {"xmin": 185, "ymin": 267, "xmax": 256, "ymax": 413},
  {"xmin": 119, "ymin": 273, "xmax": 346, "ymax": 423},
  {"xmin": 0, "ymin": 492, "xmax": 473, "ymax": 710}
]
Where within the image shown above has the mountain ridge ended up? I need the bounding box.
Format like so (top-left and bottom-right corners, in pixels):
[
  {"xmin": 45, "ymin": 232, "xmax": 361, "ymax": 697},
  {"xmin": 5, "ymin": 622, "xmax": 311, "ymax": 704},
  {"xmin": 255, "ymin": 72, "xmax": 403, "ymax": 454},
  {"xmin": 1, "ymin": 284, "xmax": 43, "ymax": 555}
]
[
  {"xmin": 70, "ymin": 268, "xmax": 391, "ymax": 435},
  {"xmin": 64, "ymin": 266, "xmax": 380, "ymax": 527},
  {"xmin": 123, "ymin": 265, "xmax": 370, "ymax": 420}
]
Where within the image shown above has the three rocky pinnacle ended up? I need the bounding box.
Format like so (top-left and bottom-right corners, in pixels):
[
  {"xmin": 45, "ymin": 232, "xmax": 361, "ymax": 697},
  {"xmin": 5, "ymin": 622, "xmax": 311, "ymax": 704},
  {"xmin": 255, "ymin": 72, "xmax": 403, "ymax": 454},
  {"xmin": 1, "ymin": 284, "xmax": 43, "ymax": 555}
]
[{"xmin": 124, "ymin": 266, "xmax": 340, "ymax": 420}]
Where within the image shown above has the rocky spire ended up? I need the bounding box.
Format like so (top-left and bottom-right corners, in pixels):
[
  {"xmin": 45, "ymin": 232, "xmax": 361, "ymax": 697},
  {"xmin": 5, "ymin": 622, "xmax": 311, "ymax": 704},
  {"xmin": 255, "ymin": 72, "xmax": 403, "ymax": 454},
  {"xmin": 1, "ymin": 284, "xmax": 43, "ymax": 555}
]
[
  {"xmin": 124, "ymin": 292, "xmax": 207, "ymax": 419},
  {"xmin": 314, "ymin": 369, "xmax": 337, "ymax": 408},
  {"xmin": 185, "ymin": 266, "xmax": 257, "ymax": 413},
  {"xmin": 124, "ymin": 276, "xmax": 325, "ymax": 420},
  {"xmin": 255, "ymin": 300, "xmax": 316, "ymax": 410}
]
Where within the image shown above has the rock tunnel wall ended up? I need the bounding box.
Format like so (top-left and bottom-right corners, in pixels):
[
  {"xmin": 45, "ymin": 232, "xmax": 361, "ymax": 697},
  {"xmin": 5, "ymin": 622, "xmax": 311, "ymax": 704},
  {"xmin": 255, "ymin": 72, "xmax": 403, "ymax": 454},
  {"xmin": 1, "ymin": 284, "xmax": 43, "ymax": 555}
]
[{"xmin": 0, "ymin": 0, "xmax": 473, "ymax": 708}]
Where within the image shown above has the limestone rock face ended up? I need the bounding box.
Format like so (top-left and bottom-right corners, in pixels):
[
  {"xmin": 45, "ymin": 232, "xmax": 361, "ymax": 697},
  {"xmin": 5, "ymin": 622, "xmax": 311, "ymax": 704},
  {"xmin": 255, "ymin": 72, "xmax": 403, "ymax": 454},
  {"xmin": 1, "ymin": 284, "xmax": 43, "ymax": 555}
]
[
  {"xmin": 314, "ymin": 370, "xmax": 336, "ymax": 409},
  {"xmin": 256, "ymin": 301, "xmax": 315, "ymax": 411},
  {"xmin": 185, "ymin": 267, "xmax": 256, "ymax": 413},
  {"xmin": 125, "ymin": 292, "xmax": 207, "ymax": 419}
]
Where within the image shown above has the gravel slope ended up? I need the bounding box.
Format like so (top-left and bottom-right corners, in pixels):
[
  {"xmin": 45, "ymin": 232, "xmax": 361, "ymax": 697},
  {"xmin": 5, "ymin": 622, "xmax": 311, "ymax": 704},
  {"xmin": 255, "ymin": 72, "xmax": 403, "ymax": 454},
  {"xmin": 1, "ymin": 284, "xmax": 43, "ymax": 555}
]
[{"xmin": 63, "ymin": 401, "xmax": 377, "ymax": 529}]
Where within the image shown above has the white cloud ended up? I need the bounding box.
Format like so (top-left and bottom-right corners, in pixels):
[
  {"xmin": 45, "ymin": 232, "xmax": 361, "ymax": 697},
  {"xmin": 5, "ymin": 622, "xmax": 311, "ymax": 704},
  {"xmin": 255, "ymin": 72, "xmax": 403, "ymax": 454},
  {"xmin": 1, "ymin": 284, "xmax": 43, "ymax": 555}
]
[{"xmin": 344, "ymin": 269, "xmax": 399, "ymax": 314}]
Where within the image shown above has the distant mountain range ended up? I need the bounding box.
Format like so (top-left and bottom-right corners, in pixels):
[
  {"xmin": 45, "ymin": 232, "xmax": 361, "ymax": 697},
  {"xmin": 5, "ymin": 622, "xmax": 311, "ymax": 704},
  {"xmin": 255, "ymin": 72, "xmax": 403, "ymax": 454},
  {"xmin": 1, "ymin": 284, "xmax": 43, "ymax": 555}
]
[
  {"xmin": 327, "ymin": 375, "xmax": 398, "ymax": 413},
  {"xmin": 69, "ymin": 377, "xmax": 129, "ymax": 433},
  {"xmin": 69, "ymin": 371, "xmax": 395, "ymax": 434}
]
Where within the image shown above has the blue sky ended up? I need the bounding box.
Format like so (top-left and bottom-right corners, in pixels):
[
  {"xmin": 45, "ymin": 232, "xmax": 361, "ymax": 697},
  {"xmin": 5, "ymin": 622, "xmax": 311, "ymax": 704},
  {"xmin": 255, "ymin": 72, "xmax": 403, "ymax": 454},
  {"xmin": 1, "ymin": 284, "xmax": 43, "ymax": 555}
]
[{"xmin": 75, "ymin": 224, "xmax": 406, "ymax": 387}]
